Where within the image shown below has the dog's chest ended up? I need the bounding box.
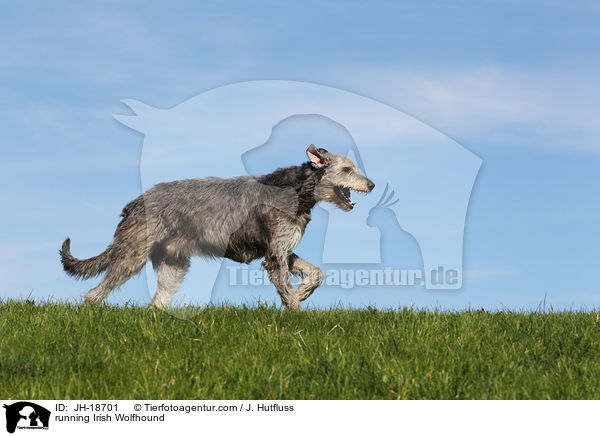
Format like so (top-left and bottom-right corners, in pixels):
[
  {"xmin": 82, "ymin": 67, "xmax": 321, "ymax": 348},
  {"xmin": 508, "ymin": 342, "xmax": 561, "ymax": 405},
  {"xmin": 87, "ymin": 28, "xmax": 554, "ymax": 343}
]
[{"xmin": 272, "ymin": 217, "xmax": 307, "ymax": 255}]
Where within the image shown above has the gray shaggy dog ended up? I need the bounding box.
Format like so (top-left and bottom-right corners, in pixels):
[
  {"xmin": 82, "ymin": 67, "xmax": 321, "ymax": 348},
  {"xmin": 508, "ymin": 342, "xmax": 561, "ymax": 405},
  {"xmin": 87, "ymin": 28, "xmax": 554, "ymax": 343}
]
[{"xmin": 60, "ymin": 145, "xmax": 375, "ymax": 309}]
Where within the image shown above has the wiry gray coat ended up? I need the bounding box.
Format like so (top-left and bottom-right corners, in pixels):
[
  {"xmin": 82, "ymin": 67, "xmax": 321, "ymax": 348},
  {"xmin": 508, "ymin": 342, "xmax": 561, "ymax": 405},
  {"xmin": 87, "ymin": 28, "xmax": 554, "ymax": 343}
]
[{"xmin": 60, "ymin": 145, "xmax": 375, "ymax": 309}]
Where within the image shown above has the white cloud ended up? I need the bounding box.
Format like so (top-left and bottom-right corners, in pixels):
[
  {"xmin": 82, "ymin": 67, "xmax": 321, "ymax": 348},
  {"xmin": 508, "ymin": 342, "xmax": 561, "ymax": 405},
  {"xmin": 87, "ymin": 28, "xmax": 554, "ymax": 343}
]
[
  {"xmin": 323, "ymin": 65, "xmax": 600, "ymax": 152},
  {"xmin": 0, "ymin": 101, "xmax": 138, "ymax": 171}
]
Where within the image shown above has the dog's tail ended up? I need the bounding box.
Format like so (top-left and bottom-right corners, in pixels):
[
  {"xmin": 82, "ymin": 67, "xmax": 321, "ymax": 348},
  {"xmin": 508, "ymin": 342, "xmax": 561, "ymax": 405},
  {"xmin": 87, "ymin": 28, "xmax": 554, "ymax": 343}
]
[{"xmin": 59, "ymin": 238, "xmax": 114, "ymax": 280}]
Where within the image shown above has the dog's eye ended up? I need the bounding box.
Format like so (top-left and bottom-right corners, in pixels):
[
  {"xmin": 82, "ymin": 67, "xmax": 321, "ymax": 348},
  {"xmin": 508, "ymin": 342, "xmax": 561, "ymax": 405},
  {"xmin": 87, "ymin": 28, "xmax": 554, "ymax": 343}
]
[{"xmin": 342, "ymin": 167, "xmax": 352, "ymax": 173}]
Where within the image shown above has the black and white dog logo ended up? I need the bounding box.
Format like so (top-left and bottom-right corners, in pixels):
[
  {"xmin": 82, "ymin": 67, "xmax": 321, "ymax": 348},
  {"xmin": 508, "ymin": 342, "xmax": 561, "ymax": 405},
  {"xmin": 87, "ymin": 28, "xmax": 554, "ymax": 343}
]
[{"xmin": 3, "ymin": 402, "xmax": 50, "ymax": 433}]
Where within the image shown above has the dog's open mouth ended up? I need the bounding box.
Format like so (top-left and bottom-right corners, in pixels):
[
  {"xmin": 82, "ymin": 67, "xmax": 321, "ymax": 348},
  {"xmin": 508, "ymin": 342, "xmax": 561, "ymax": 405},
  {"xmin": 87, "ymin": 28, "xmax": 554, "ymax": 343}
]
[{"xmin": 334, "ymin": 186, "xmax": 356, "ymax": 210}]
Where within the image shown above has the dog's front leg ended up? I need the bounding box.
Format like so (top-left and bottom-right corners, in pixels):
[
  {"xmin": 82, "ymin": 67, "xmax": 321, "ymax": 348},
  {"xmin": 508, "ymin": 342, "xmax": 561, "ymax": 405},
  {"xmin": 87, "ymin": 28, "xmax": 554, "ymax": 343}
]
[
  {"xmin": 289, "ymin": 253, "xmax": 324, "ymax": 302},
  {"xmin": 263, "ymin": 256, "xmax": 300, "ymax": 310}
]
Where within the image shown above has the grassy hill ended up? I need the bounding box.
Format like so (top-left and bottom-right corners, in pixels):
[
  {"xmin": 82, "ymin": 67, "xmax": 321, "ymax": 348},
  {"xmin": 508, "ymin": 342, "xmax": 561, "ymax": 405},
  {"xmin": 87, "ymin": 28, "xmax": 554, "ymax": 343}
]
[{"xmin": 1, "ymin": 300, "xmax": 599, "ymax": 399}]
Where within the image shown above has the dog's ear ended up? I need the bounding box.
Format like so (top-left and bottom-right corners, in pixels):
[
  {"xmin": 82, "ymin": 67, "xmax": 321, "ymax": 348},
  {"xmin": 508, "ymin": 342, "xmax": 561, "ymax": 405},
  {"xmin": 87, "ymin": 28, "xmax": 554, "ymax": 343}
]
[{"xmin": 306, "ymin": 144, "xmax": 330, "ymax": 168}]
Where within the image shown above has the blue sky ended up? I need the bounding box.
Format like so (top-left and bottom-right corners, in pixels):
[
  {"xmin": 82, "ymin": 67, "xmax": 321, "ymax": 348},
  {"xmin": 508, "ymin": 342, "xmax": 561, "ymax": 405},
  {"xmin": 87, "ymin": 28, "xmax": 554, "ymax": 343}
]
[{"xmin": 1, "ymin": 1, "xmax": 599, "ymax": 310}]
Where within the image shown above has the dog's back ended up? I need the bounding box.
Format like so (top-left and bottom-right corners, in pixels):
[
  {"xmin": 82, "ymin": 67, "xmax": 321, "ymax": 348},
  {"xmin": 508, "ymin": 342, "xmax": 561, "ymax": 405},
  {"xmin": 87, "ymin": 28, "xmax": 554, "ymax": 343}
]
[{"xmin": 136, "ymin": 176, "xmax": 298, "ymax": 257}]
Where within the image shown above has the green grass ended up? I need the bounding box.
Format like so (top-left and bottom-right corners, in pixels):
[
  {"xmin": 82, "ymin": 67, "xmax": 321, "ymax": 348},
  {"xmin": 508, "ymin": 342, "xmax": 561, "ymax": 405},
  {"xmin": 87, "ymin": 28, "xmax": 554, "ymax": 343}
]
[{"xmin": 1, "ymin": 300, "xmax": 600, "ymax": 399}]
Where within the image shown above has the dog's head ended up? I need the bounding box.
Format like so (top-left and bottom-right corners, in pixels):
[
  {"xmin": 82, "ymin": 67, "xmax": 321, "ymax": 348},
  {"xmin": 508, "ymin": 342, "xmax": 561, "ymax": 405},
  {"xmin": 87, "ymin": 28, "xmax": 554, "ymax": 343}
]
[{"xmin": 307, "ymin": 144, "xmax": 375, "ymax": 211}]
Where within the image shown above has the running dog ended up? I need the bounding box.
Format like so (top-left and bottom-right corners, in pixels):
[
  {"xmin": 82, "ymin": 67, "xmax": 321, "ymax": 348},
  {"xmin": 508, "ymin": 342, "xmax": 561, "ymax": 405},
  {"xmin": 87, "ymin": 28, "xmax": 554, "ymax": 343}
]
[{"xmin": 60, "ymin": 145, "xmax": 375, "ymax": 309}]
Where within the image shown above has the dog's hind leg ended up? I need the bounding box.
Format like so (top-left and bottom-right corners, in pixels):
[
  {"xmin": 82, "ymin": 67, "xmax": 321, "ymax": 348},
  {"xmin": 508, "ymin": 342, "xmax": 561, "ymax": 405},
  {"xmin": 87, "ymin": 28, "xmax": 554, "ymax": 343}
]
[
  {"xmin": 289, "ymin": 253, "xmax": 324, "ymax": 302},
  {"xmin": 84, "ymin": 217, "xmax": 151, "ymax": 305},
  {"xmin": 84, "ymin": 248, "xmax": 149, "ymax": 304},
  {"xmin": 150, "ymin": 251, "xmax": 190, "ymax": 309}
]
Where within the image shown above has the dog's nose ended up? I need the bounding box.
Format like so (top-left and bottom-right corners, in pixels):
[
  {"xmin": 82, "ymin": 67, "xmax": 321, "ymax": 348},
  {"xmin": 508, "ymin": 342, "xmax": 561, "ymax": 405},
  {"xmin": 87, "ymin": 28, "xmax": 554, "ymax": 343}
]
[{"xmin": 367, "ymin": 180, "xmax": 375, "ymax": 192}]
